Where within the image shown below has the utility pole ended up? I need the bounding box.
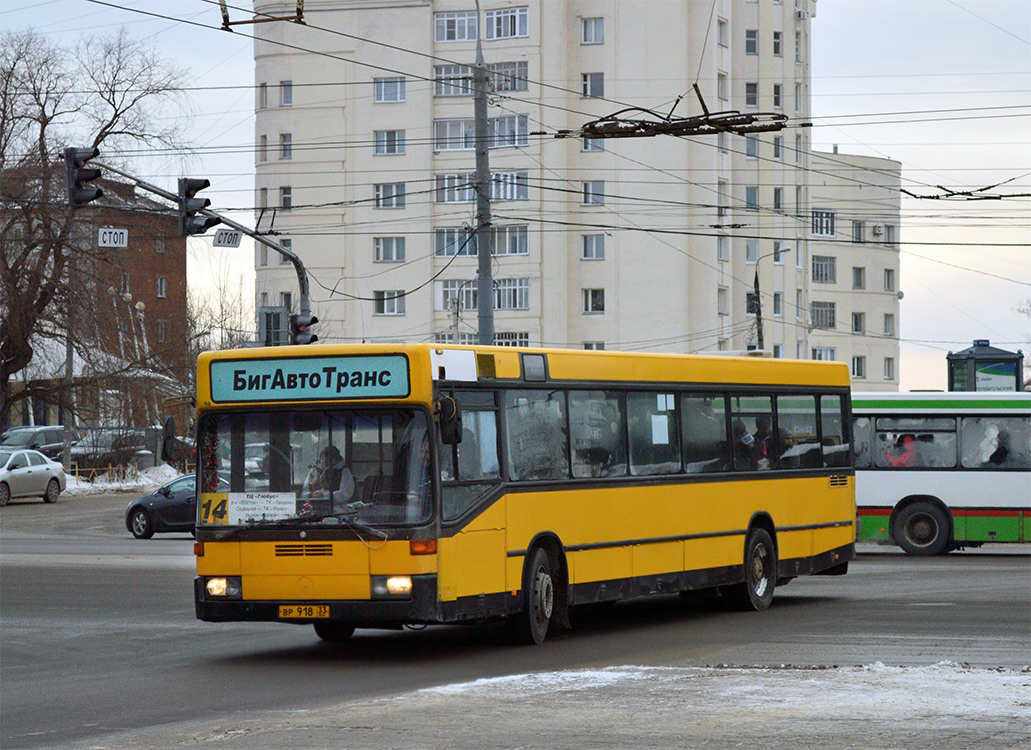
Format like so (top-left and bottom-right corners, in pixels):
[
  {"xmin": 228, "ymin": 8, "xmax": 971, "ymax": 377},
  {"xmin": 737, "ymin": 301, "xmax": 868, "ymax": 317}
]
[
  {"xmin": 473, "ymin": 3, "xmax": 494, "ymax": 346},
  {"xmin": 753, "ymin": 246, "xmax": 791, "ymax": 352}
]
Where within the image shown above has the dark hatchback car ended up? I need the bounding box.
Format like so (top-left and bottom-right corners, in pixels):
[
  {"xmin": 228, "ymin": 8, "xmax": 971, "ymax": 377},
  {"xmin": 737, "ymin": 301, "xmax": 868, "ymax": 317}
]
[
  {"xmin": 125, "ymin": 474, "xmax": 226, "ymax": 539},
  {"xmin": 0, "ymin": 426, "xmax": 75, "ymax": 462}
]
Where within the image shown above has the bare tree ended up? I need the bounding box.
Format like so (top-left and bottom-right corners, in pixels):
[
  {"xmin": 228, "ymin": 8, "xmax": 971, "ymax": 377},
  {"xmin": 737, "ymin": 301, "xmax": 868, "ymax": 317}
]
[{"xmin": 0, "ymin": 28, "xmax": 188, "ymax": 424}]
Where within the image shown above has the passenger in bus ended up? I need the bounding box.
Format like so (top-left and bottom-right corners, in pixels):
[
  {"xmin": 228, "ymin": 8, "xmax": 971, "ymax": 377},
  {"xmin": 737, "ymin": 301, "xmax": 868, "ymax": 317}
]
[
  {"xmin": 979, "ymin": 423, "xmax": 1010, "ymax": 466},
  {"xmin": 776, "ymin": 429, "xmax": 800, "ymax": 468},
  {"xmin": 305, "ymin": 446, "xmax": 355, "ymax": 509},
  {"xmin": 884, "ymin": 434, "xmax": 917, "ymax": 467},
  {"xmin": 753, "ymin": 416, "xmax": 774, "ymax": 469},
  {"xmin": 733, "ymin": 418, "xmax": 758, "ymax": 470}
]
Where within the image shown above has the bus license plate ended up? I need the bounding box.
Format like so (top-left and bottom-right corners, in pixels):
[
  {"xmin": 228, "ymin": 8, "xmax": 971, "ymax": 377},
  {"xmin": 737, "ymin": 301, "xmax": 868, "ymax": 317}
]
[{"xmin": 279, "ymin": 605, "xmax": 329, "ymax": 619}]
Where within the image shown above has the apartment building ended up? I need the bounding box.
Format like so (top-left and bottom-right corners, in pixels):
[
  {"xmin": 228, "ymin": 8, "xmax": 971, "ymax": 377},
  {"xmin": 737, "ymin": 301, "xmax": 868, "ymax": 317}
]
[
  {"xmin": 808, "ymin": 148, "xmax": 901, "ymax": 390},
  {"xmin": 253, "ymin": 0, "xmax": 818, "ymax": 354}
]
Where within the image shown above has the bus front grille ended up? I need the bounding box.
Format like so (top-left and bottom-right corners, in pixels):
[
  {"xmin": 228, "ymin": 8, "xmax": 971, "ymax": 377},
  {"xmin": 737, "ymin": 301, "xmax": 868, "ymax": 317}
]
[{"xmin": 275, "ymin": 543, "xmax": 334, "ymax": 557}]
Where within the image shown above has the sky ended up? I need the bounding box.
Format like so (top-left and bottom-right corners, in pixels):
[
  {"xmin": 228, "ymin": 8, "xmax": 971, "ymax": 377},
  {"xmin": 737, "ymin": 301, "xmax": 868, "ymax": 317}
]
[{"xmin": 5, "ymin": 0, "xmax": 1030, "ymax": 392}]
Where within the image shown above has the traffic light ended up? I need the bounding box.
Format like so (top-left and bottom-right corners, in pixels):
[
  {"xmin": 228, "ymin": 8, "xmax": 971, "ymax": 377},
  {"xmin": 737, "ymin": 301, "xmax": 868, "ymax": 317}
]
[
  {"xmin": 289, "ymin": 314, "xmax": 318, "ymax": 345},
  {"xmin": 64, "ymin": 147, "xmax": 103, "ymax": 207},
  {"xmin": 177, "ymin": 178, "xmax": 221, "ymax": 236}
]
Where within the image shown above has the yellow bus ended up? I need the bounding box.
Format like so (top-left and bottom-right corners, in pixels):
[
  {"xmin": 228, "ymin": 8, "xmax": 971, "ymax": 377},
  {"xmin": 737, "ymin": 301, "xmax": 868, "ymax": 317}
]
[{"xmin": 193, "ymin": 344, "xmax": 855, "ymax": 644}]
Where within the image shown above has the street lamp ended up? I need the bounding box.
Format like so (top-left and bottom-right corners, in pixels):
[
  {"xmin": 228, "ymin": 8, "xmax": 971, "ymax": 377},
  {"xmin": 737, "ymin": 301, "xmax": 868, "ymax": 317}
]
[{"xmin": 753, "ymin": 245, "xmax": 791, "ymax": 352}]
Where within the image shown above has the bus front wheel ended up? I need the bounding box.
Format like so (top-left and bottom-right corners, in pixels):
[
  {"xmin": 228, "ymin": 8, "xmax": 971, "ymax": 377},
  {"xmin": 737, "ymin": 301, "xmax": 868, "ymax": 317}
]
[
  {"xmin": 314, "ymin": 621, "xmax": 355, "ymax": 642},
  {"xmin": 727, "ymin": 528, "xmax": 777, "ymax": 611},
  {"xmin": 514, "ymin": 547, "xmax": 554, "ymax": 645},
  {"xmin": 894, "ymin": 502, "xmax": 950, "ymax": 556}
]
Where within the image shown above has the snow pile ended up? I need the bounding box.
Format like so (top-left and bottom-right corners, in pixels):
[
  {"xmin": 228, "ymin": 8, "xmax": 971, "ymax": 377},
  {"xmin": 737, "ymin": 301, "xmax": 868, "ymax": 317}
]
[{"xmin": 64, "ymin": 463, "xmax": 182, "ymax": 496}]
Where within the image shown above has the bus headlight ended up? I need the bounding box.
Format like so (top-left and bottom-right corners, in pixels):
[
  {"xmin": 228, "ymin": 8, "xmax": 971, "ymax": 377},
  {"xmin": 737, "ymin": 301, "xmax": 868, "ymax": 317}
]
[
  {"xmin": 371, "ymin": 575, "xmax": 412, "ymax": 599},
  {"xmin": 205, "ymin": 576, "xmax": 242, "ymax": 599}
]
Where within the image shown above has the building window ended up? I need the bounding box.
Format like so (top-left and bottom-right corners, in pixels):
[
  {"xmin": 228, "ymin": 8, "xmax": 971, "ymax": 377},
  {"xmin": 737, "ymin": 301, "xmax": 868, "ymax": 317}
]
[
  {"xmin": 582, "ymin": 17, "xmax": 604, "ymax": 44},
  {"xmin": 583, "ymin": 181, "xmax": 605, "ymax": 205},
  {"xmin": 852, "ymin": 356, "xmax": 866, "ymax": 379},
  {"xmin": 279, "ymin": 239, "xmax": 292, "ymax": 264},
  {"xmin": 583, "ymin": 288, "xmax": 605, "ymax": 313},
  {"xmin": 717, "ymin": 180, "xmax": 728, "ymax": 216},
  {"xmin": 773, "ymin": 84, "xmax": 782, "ymax": 108},
  {"xmin": 156, "ymin": 276, "xmax": 167, "ymax": 299},
  {"xmin": 583, "ymin": 342, "xmax": 605, "ymax": 350},
  {"xmin": 717, "ymin": 19, "xmax": 728, "ymax": 47},
  {"xmin": 433, "ymin": 62, "xmax": 528, "ymax": 96},
  {"xmin": 718, "ymin": 131, "xmax": 727, "ymax": 152},
  {"xmin": 280, "ymin": 186, "xmax": 292, "ymax": 210},
  {"xmin": 259, "ymin": 187, "xmax": 268, "ymax": 209},
  {"xmin": 852, "ymin": 221, "xmax": 864, "ymax": 242},
  {"xmin": 374, "ymin": 291, "xmax": 405, "ymax": 316},
  {"xmin": 811, "ymin": 301, "xmax": 836, "ymax": 329},
  {"xmin": 745, "ymin": 186, "xmax": 759, "ymax": 211},
  {"xmin": 375, "ymin": 237, "xmax": 405, "ymax": 262},
  {"xmin": 374, "ymin": 77, "xmax": 406, "ymax": 102},
  {"xmin": 435, "ymin": 227, "xmax": 475, "ymax": 257},
  {"xmin": 281, "ymin": 291, "xmax": 293, "ymax": 311},
  {"xmin": 746, "ymin": 239, "xmax": 759, "ymax": 263},
  {"xmin": 279, "ymin": 133, "xmax": 292, "ymax": 159},
  {"xmin": 156, "ymin": 233, "xmax": 165, "ymax": 254},
  {"xmin": 773, "ymin": 344, "xmax": 783, "ymax": 358},
  {"xmin": 490, "ymin": 61, "xmax": 529, "ymax": 91},
  {"xmin": 485, "ymin": 7, "xmax": 528, "ymax": 39},
  {"xmin": 884, "ymin": 268, "xmax": 896, "ymax": 292},
  {"xmin": 717, "ymin": 73, "xmax": 728, "ymax": 101},
  {"xmin": 582, "ymin": 234, "xmax": 605, "ymax": 260},
  {"xmin": 745, "ymin": 82, "xmax": 758, "ymax": 106},
  {"xmin": 773, "ymin": 292, "xmax": 783, "ymax": 316},
  {"xmin": 495, "ymin": 332, "xmax": 530, "ymax": 347},
  {"xmin": 795, "ymin": 81, "xmax": 802, "ymax": 112},
  {"xmin": 746, "ymin": 292, "xmax": 758, "ymax": 316},
  {"xmin": 433, "ymin": 115, "xmax": 528, "ymax": 150},
  {"xmin": 156, "ymin": 320, "xmax": 166, "ymax": 343},
  {"xmin": 745, "ymin": 29, "xmax": 758, "ymax": 54},
  {"xmin": 811, "ymin": 210, "xmax": 835, "ymax": 236},
  {"xmin": 374, "ymin": 183, "xmax": 406, "ymax": 208},
  {"xmin": 491, "ymin": 171, "xmax": 529, "ymax": 201},
  {"xmin": 795, "ymin": 133, "xmax": 803, "ymax": 163},
  {"xmin": 259, "ymin": 244, "xmax": 268, "ymax": 266},
  {"xmin": 795, "ymin": 31, "xmax": 802, "ymax": 62},
  {"xmin": 581, "ymin": 72, "xmax": 604, "ymax": 98},
  {"xmin": 884, "ymin": 357, "xmax": 896, "ymax": 380},
  {"xmin": 258, "ymin": 135, "xmax": 267, "ymax": 162},
  {"xmin": 773, "ymin": 187, "xmax": 783, "ymax": 210},
  {"xmin": 495, "ymin": 278, "xmax": 530, "ymax": 310},
  {"xmin": 773, "ymin": 135, "xmax": 783, "ymax": 159},
  {"xmin": 796, "ymin": 289, "xmax": 804, "ymax": 319},
  {"xmin": 774, "ymin": 240, "xmax": 788, "ymax": 263},
  {"xmin": 717, "ymin": 235, "xmax": 728, "ymax": 261},
  {"xmin": 852, "ymin": 312, "xmax": 865, "ymax": 334},
  {"xmin": 773, "ymin": 31, "xmax": 783, "ymax": 56},
  {"xmin": 884, "ymin": 224, "xmax": 896, "ymax": 245},
  {"xmin": 437, "ymin": 280, "xmax": 476, "ymax": 311},
  {"xmin": 258, "ymin": 82, "xmax": 268, "ymax": 109},
  {"xmin": 796, "ymin": 185, "xmax": 803, "ymax": 212},
  {"xmin": 718, "ymin": 287, "xmax": 728, "ymax": 315},
  {"xmin": 812, "ymin": 347, "xmax": 836, "ymax": 361},
  {"xmin": 493, "ymin": 225, "xmax": 529, "ymax": 256},
  {"xmin": 435, "ymin": 171, "xmax": 528, "ymax": 203},
  {"xmin": 745, "ymin": 134, "xmax": 758, "ymax": 158},
  {"xmin": 581, "ymin": 137, "xmax": 604, "ymax": 152},
  {"xmin": 280, "ymin": 80, "xmax": 293, "ymax": 106},
  {"xmin": 812, "ymin": 255, "xmax": 836, "ymax": 284},
  {"xmin": 374, "ymin": 130, "xmax": 405, "ymax": 155},
  {"xmin": 435, "ymin": 11, "xmax": 477, "ymax": 42},
  {"xmin": 883, "ymin": 313, "xmax": 895, "ymax": 336},
  {"xmin": 853, "ymin": 266, "xmax": 866, "ymax": 289}
]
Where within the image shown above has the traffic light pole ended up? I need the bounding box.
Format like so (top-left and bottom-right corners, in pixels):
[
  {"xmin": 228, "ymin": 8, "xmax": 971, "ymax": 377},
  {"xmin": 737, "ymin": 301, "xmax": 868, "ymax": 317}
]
[{"xmin": 92, "ymin": 161, "xmax": 312, "ymax": 322}]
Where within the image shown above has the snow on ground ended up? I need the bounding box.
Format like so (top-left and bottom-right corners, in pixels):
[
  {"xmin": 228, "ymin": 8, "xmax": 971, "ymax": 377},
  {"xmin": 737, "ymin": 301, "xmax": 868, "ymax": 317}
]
[
  {"xmin": 63, "ymin": 463, "xmax": 181, "ymax": 496},
  {"xmin": 420, "ymin": 662, "xmax": 1031, "ymax": 720}
]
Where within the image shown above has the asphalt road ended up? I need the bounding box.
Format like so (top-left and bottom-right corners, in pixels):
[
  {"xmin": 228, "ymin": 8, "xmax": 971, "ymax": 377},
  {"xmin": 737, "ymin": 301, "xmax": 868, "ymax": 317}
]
[{"xmin": 1, "ymin": 492, "xmax": 1029, "ymax": 749}]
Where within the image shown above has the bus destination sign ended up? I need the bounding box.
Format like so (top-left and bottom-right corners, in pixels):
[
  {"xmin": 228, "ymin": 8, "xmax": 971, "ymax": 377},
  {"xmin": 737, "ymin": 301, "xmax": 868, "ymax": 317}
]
[{"xmin": 209, "ymin": 355, "xmax": 410, "ymax": 402}]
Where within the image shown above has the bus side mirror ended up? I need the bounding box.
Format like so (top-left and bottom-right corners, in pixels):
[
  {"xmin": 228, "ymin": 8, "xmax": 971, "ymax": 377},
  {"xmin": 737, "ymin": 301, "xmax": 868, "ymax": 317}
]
[
  {"xmin": 161, "ymin": 416, "xmax": 177, "ymax": 462},
  {"xmin": 438, "ymin": 395, "xmax": 463, "ymax": 446}
]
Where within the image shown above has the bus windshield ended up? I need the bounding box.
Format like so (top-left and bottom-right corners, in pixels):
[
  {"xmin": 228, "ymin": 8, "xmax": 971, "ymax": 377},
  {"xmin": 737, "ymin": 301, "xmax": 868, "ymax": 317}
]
[{"xmin": 197, "ymin": 408, "xmax": 432, "ymax": 529}]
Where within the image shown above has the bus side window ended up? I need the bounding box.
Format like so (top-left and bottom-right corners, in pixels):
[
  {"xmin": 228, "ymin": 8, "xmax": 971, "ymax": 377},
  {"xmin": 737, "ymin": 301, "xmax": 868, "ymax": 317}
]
[
  {"xmin": 775, "ymin": 394, "xmax": 820, "ymax": 469},
  {"xmin": 681, "ymin": 394, "xmax": 729, "ymax": 473},
  {"xmin": 569, "ymin": 390, "xmax": 627, "ymax": 478},
  {"xmin": 961, "ymin": 417, "xmax": 1030, "ymax": 469},
  {"xmin": 627, "ymin": 392, "xmax": 680, "ymax": 475},
  {"xmin": 504, "ymin": 390, "xmax": 569, "ymax": 481},
  {"xmin": 820, "ymin": 395, "xmax": 850, "ymax": 468},
  {"xmin": 852, "ymin": 417, "xmax": 872, "ymax": 468}
]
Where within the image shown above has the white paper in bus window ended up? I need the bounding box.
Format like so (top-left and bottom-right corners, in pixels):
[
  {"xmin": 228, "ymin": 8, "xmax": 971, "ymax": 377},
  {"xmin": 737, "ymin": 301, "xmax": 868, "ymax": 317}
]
[
  {"xmin": 227, "ymin": 492, "xmax": 297, "ymax": 524},
  {"xmin": 652, "ymin": 414, "xmax": 670, "ymax": 444}
]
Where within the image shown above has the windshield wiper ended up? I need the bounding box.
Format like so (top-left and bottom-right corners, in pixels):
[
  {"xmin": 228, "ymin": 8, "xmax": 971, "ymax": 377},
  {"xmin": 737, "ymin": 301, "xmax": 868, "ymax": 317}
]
[{"xmin": 214, "ymin": 510, "xmax": 386, "ymax": 542}]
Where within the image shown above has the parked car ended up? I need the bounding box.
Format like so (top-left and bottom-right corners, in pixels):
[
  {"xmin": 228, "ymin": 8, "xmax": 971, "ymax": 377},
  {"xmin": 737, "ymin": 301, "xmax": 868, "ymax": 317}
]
[
  {"xmin": 71, "ymin": 429, "xmax": 147, "ymax": 471},
  {"xmin": 0, "ymin": 426, "xmax": 77, "ymax": 462},
  {"xmin": 125, "ymin": 474, "xmax": 227, "ymax": 539},
  {"xmin": 0, "ymin": 449, "xmax": 67, "ymax": 506}
]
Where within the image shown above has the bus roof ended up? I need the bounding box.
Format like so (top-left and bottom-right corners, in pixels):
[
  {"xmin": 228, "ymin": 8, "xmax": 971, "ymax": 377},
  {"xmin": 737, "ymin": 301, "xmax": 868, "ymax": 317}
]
[{"xmin": 851, "ymin": 391, "xmax": 1031, "ymax": 413}]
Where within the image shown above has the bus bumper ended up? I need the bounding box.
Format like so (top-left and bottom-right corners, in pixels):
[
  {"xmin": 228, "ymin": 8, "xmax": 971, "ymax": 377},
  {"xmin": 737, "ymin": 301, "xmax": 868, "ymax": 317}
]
[{"xmin": 194, "ymin": 574, "xmax": 442, "ymax": 626}]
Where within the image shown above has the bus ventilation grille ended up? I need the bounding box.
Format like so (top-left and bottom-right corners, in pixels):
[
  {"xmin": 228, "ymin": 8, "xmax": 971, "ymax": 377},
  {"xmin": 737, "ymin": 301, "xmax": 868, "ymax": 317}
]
[
  {"xmin": 275, "ymin": 543, "xmax": 334, "ymax": 557},
  {"xmin": 828, "ymin": 475, "xmax": 849, "ymax": 488}
]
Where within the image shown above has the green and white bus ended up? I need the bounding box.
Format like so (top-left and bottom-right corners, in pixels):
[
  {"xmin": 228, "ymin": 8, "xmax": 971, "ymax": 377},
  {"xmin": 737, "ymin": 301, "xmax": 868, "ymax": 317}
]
[{"xmin": 852, "ymin": 392, "xmax": 1030, "ymax": 555}]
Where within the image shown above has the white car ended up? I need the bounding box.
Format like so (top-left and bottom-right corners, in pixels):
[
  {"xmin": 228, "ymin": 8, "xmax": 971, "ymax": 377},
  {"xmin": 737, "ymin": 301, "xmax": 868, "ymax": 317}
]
[{"xmin": 0, "ymin": 449, "xmax": 67, "ymax": 506}]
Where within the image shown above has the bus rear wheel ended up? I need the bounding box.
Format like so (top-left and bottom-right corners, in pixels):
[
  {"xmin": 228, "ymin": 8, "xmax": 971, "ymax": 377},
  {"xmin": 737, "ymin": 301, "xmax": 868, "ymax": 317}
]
[
  {"xmin": 314, "ymin": 621, "xmax": 355, "ymax": 642},
  {"xmin": 513, "ymin": 547, "xmax": 554, "ymax": 645},
  {"xmin": 727, "ymin": 528, "xmax": 777, "ymax": 611},
  {"xmin": 894, "ymin": 502, "xmax": 950, "ymax": 556}
]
